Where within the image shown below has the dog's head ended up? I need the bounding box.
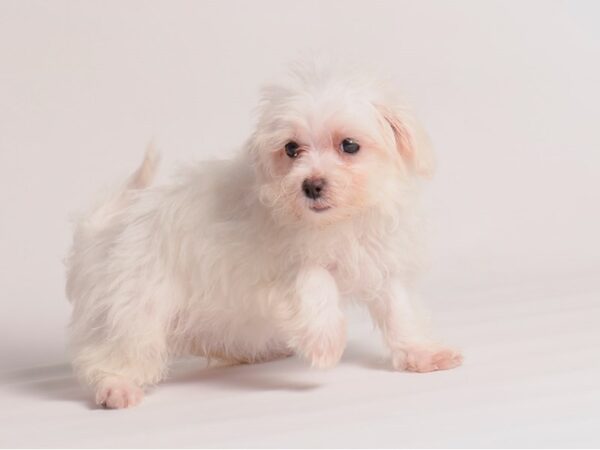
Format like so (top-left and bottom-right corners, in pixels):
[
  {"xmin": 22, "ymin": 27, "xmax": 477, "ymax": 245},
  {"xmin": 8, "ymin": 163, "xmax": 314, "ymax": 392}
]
[{"xmin": 248, "ymin": 63, "xmax": 434, "ymax": 226}]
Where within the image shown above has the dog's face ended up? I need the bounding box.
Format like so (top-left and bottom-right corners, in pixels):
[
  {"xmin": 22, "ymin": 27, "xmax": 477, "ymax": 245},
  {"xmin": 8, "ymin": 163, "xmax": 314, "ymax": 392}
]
[{"xmin": 250, "ymin": 69, "xmax": 434, "ymax": 226}]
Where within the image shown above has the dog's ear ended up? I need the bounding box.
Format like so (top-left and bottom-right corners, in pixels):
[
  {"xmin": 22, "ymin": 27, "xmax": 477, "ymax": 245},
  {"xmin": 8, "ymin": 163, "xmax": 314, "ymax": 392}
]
[{"xmin": 376, "ymin": 104, "xmax": 435, "ymax": 178}]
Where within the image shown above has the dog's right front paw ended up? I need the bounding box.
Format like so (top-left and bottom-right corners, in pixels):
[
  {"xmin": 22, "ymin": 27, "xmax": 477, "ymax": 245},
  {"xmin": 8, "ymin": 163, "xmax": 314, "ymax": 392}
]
[
  {"xmin": 95, "ymin": 376, "xmax": 144, "ymax": 409},
  {"xmin": 294, "ymin": 320, "xmax": 347, "ymax": 369}
]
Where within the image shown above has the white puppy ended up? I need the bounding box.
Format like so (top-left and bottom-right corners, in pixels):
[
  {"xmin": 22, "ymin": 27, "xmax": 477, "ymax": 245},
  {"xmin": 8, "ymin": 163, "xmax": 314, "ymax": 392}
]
[{"xmin": 66, "ymin": 63, "xmax": 462, "ymax": 409}]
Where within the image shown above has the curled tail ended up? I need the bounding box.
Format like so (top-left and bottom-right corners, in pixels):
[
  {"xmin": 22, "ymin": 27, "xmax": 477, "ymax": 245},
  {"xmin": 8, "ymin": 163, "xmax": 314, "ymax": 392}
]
[{"xmin": 81, "ymin": 144, "xmax": 161, "ymax": 233}]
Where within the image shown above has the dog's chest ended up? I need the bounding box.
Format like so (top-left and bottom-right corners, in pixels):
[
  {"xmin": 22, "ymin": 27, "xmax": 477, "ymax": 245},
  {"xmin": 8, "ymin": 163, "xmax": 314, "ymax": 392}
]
[{"xmin": 315, "ymin": 232, "xmax": 400, "ymax": 298}]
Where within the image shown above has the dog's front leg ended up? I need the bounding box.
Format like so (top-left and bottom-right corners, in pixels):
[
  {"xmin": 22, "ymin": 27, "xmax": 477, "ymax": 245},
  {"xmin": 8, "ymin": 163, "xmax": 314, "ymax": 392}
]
[
  {"xmin": 285, "ymin": 266, "xmax": 346, "ymax": 368},
  {"xmin": 369, "ymin": 278, "xmax": 463, "ymax": 372}
]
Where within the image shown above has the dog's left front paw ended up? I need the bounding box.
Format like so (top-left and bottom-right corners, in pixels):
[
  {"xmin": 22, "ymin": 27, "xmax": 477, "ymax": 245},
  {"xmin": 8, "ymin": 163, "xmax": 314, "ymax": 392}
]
[{"xmin": 392, "ymin": 344, "xmax": 463, "ymax": 372}]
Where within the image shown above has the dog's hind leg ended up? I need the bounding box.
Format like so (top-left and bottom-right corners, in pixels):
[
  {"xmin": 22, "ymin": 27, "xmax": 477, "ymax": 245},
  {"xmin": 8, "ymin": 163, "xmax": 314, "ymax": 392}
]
[
  {"xmin": 68, "ymin": 276, "xmax": 174, "ymax": 408},
  {"xmin": 71, "ymin": 319, "xmax": 169, "ymax": 409}
]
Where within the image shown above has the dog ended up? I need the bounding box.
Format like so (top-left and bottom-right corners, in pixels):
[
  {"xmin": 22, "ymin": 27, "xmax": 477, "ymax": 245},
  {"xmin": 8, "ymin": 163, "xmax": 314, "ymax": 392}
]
[{"xmin": 66, "ymin": 62, "xmax": 462, "ymax": 409}]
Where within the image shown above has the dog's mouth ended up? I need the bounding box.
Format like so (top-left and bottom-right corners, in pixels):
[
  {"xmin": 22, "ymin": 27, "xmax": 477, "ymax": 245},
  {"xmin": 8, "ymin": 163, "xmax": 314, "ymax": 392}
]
[{"xmin": 309, "ymin": 204, "xmax": 332, "ymax": 213}]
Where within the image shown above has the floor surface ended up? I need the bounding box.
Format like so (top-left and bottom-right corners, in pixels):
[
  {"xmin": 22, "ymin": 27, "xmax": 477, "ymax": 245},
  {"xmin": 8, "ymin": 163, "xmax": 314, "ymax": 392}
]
[{"xmin": 1, "ymin": 276, "xmax": 599, "ymax": 448}]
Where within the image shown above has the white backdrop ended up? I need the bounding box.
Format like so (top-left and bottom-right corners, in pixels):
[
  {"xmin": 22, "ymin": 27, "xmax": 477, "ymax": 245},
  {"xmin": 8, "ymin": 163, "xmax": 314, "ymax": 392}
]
[{"xmin": 1, "ymin": 1, "xmax": 599, "ymax": 447}]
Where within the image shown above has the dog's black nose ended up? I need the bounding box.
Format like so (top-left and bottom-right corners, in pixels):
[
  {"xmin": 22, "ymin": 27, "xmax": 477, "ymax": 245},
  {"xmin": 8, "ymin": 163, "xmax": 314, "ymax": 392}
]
[{"xmin": 302, "ymin": 178, "xmax": 326, "ymax": 200}]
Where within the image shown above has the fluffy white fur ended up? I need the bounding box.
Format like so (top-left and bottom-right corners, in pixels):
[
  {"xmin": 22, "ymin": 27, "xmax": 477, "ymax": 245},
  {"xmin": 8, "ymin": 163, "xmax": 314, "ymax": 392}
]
[{"xmin": 65, "ymin": 63, "xmax": 462, "ymax": 409}]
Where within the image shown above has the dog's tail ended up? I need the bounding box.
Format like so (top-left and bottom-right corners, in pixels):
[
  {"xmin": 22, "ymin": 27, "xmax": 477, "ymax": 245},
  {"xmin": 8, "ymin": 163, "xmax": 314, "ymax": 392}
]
[
  {"xmin": 65, "ymin": 144, "xmax": 160, "ymax": 304},
  {"xmin": 125, "ymin": 143, "xmax": 160, "ymax": 191},
  {"xmin": 80, "ymin": 143, "xmax": 160, "ymax": 233}
]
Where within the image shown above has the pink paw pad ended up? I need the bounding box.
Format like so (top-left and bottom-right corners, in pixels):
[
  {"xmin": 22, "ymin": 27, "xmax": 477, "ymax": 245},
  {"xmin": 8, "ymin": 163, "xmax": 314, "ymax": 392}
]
[{"xmin": 394, "ymin": 346, "xmax": 463, "ymax": 373}]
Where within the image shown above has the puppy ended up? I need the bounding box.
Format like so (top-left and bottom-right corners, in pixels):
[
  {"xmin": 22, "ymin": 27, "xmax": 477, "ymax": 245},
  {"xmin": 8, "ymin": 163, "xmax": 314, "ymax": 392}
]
[{"xmin": 66, "ymin": 63, "xmax": 462, "ymax": 409}]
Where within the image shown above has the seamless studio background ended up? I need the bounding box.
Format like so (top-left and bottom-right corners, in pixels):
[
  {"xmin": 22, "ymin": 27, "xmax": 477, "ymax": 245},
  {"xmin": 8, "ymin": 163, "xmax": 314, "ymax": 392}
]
[{"xmin": 1, "ymin": 1, "xmax": 599, "ymax": 447}]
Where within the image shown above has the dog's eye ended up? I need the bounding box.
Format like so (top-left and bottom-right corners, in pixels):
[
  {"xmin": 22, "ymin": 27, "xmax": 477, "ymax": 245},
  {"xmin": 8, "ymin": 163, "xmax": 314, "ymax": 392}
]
[
  {"xmin": 341, "ymin": 138, "xmax": 360, "ymax": 154},
  {"xmin": 284, "ymin": 141, "xmax": 300, "ymax": 158}
]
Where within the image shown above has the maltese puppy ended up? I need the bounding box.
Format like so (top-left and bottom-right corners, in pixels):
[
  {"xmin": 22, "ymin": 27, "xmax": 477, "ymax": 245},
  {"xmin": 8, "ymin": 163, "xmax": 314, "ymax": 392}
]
[{"xmin": 66, "ymin": 63, "xmax": 462, "ymax": 409}]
